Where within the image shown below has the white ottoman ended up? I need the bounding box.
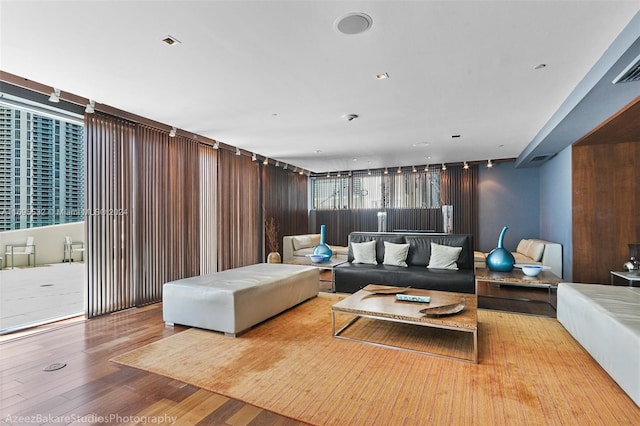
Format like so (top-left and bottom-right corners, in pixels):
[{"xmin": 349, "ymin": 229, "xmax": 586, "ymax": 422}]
[
  {"xmin": 163, "ymin": 263, "xmax": 319, "ymax": 336},
  {"xmin": 557, "ymin": 283, "xmax": 640, "ymax": 406}
]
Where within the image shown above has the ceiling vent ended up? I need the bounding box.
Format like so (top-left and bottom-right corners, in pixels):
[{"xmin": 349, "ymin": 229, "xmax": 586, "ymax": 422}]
[
  {"xmin": 530, "ymin": 153, "xmax": 556, "ymax": 163},
  {"xmin": 612, "ymin": 53, "xmax": 640, "ymax": 84}
]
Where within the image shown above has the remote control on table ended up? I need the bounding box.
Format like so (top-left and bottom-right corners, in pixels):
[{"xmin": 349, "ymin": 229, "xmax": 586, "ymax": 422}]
[{"xmin": 396, "ymin": 294, "xmax": 431, "ymax": 303}]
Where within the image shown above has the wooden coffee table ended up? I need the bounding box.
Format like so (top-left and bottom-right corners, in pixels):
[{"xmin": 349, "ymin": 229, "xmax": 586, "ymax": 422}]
[{"xmin": 331, "ymin": 286, "xmax": 478, "ymax": 363}]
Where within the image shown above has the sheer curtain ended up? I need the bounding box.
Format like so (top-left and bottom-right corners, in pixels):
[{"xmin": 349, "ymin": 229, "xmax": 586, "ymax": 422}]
[{"xmin": 85, "ymin": 114, "xmax": 200, "ymax": 317}]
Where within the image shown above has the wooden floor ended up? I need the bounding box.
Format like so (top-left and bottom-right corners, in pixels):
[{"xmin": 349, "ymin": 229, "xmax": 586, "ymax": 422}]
[
  {"xmin": 0, "ymin": 305, "xmax": 308, "ymax": 426},
  {"xmin": 0, "ymin": 287, "xmax": 556, "ymax": 426}
]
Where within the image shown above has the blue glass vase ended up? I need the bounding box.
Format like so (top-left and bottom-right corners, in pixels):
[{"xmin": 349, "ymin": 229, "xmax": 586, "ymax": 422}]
[
  {"xmin": 486, "ymin": 226, "xmax": 515, "ymax": 272},
  {"xmin": 313, "ymin": 224, "xmax": 333, "ymax": 261}
]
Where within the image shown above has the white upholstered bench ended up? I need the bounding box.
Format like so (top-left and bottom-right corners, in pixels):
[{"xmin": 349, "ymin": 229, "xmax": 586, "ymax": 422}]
[
  {"xmin": 557, "ymin": 283, "xmax": 640, "ymax": 406},
  {"xmin": 163, "ymin": 263, "xmax": 319, "ymax": 336}
]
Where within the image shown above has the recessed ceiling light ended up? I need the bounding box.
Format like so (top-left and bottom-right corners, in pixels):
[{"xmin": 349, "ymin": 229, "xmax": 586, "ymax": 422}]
[
  {"xmin": 534, "ymin": 64, "xmax": 547, "ymax": 70},
  {"xmin": 451, "ymin": 135, "xmax": 461, "ymax": 139},
  {"xmin": 412, "ymin": 142, "xmax": 430, "ymax": 147},
  {"xmin": 335, "ymin": 12, "xmax": 373, "ymax": 35},
  {"xmin": 162, "ymin": 35, "xmax": 181, "ymax": 45},
  {"xmin": 376, "ymin": 72, "xmax": 389, "ymax": 80},
  {"xmin": 342, "ymin": 114, "xmax": 358, "ymax": 121}
]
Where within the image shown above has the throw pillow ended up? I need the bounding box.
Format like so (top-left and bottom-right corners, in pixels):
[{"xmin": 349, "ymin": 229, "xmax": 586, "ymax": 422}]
[
  {"xmin": 351, "ymin": 241, "xmax": 377, "ymax": 264},
  {"xmin": 292, "ymin": 236, "xmax": 313, "ymax": 251},
  {"xmin": 383, "ymin": 241, "xmax": 410, "ymax": 267},
  {"xmin": 427, "ymin": 242, "xmax": 462, "ymax": 270}
]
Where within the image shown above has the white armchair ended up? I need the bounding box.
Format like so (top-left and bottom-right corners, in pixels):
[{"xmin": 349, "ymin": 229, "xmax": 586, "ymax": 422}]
[
  {"xmin": 5, "ymin": 236, "xmax": 36, "ymax": 269},
  {"xmin": 63, "ymin": 236, "xmax": 84, "ymax": 263}
]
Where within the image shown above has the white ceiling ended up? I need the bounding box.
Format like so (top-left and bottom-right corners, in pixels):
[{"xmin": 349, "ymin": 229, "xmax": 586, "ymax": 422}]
[{"xmin": 1, "ymin": 1, "xmax": 639, "ymax": 173}]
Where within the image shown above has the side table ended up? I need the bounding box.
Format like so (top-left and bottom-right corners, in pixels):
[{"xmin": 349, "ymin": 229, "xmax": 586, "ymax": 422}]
[
  {"xmin": 610, "ymin": 271, "xmax": 640, "ymax": 287},
  {"xmin": 284, "ymin": 257, "xmax": 347, "ymax": 292}
]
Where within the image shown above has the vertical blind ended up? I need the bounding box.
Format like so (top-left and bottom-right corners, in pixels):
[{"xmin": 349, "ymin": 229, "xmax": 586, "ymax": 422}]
[
  {"xmin": 216, "ymin": 149, "xmax": 261, "ymax": 270},
  {"xmin": 85, "ymin": 113, "xmax": 136, "ymax": 317},
  {"xmin": 85, "ymin": 113, "xmax": 200, "ymax": 317},
  {"xmin": 199, "ymin": 144, "xmax": 218, "ymax": 274}
]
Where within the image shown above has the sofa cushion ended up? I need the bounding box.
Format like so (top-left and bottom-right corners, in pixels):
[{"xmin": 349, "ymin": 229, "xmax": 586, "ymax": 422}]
[
  {"xmin": 427, "ymin": 242, "xmax": 462, "ymax": 270},
  {"xmin": 513, "ymin": 252, "xmax": 542, "ymax": 265},
  {"xmin": 352, "ymin": 241, "xmax": 377, "ymax": 264},
  {"xmin": 383, "ymin": 241, "xmax": 409, "ymax": 267},
  {"xmin": 526, "ymin": 240, "xmax": 545, "ymax": 262},
  {"xmin": 292, "ymin": 235, "xmax": 313, "ymax": 251},
  {"xmin": 516, "ymin": 239, "xmax": 530, "ymax": 256}
]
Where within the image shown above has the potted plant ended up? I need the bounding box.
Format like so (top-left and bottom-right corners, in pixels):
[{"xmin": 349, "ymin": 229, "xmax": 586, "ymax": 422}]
[{"xmin": 265, "ymin": 217, "xmax": 281, "ymax": 263}]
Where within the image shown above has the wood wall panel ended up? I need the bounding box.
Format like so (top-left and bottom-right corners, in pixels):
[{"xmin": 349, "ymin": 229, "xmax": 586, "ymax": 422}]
[
  {"xmin": 573, "ymin": 140, "xmax": 640, "ymax": 284},
  {"xmin": 261, "ymin": 166, "xmax": 308, "ymax": 260}
]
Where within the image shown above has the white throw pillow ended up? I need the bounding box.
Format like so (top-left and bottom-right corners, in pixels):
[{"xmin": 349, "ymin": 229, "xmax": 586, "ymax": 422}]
[
  {"xmin": 427, "ymin": 242, "xmax": 462, "ymax": 270},
  {"xmin": 351, "ymin": 241, "xmax": 377, "ymax": 265},
  {"xmin": 292, "ymin": 236, "xmax": 313, "ymax": 251},
  {"xmin": 383, "ymin": 241, "xmax": 410, "ymax": 267}
]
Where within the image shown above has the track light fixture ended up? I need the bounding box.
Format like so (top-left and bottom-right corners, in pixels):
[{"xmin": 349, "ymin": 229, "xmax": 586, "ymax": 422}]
[
  {"xmin": 463, "ymin": 161, "xmax": 469, "ymax": 169},
  {"xmin": 367, "ymin": 169, "xmax": 371, "ymax": 175},
  {"xmin": 85, "ymin": 99, "xmax": 95, "ymax": 114},
  {"xmin": 169, "ymin": 127, "xmax": 177, "ymax": 137},
  {"xmin": 263, "ymin": 157, "xmax": 268, "ymax": 165},
  {"xmin": 299, "ymin": 169, "xmax": 304, "ymax": 175},
  {"xmin": 442, "ymin": 163, "xmax": 447, "ymax": 171},
  {"xmin": 487, "ymin": 159, "xmax": 493, "ymax": 168},
  {"xmin": 235, "ymin": 147, "xmax": 241, "ymax": 155},
  {"xmin": 213, "ymin": 141, "xmax": 220, "ymax": 149},
  {"xmin": 412, "ymin": 166, "xmax": 417, "ymax": 173},
  {"xmin": 275, "ymin": 161, "xmax": 280, "ymax": 167},
  {"xmin": 48, "ymin": 88, "xmax": 60, "ymax": 103},
  {"xmin": 283, "ymin": 164, "xmax": 288, "ymax": 170},
  {"xmin": 251, "ymin": 153, "xmax": 257, "ymax": 161},
  {"xmin": 384, "ymin": 168, "xmax": 388, "ymax": 175}
]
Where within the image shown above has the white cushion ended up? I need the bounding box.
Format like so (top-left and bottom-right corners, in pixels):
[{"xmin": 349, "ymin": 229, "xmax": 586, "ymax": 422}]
[
  {"xmin": 382, "ymin": 242, "xmax": 409, "ymax": 267},
  {"xmin": 352, "ymin": 241, "xmax": 377, "ymax": 265},
  {"xmin": 516, "ymin": 239, "xmax": 530, "ymax": 256},
  {"xmin": 292, "ymin": 236, "xmax": 313, "ymax": 251},
  {"xmin": 427, "ymin": 242, "xmax": 462, "ymax": 270},
  {"xmin": 527, "ymin": 240, "xmax": 545, "ymax": 262}
]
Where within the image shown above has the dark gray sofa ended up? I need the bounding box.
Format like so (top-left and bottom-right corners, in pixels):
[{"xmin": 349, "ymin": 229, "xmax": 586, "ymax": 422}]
[{"xmin": 334, "ymin": 232, "xmax": 475, "ymax": 294}]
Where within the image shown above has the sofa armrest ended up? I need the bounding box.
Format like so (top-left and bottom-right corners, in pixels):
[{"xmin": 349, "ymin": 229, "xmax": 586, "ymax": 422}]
[
  {"xmin": 282, "ymin": 236, "xmax": 296, "ymax": 263},
  {"xmin": 541, "ymin": 242, "xmax": 563, "ymax": 278}
]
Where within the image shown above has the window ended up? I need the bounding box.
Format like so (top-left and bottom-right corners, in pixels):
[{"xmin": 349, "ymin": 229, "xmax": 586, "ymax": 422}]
[
  {"xmin": 0, "ymin": 101, "xmax": 84, "ymax": 231},
  {"xmin": 311, "ymin": 167, "xmax": 441, "ymax": 210}
]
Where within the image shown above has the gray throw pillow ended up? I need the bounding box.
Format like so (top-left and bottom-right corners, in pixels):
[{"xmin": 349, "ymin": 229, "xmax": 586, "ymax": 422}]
[
  {"xmin": 352, "ymin": 241, "xmax": 377, "ymax": 264},
  {"xmin": 427, "ymin": 242, "xmax": 462, "ymax": 270},
  {"xmin": 383, "ymin": 241, "xmax": 409, "ymax": 267}
]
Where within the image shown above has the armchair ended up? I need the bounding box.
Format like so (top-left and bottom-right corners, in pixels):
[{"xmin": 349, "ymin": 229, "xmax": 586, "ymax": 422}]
[
  {"xmin": 5, "ymin": 236, "xmax": 36, "ymax": 269},
  {"xmin": 63, "ymin": 236, "xmax": 84, "ymax": 263}
]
